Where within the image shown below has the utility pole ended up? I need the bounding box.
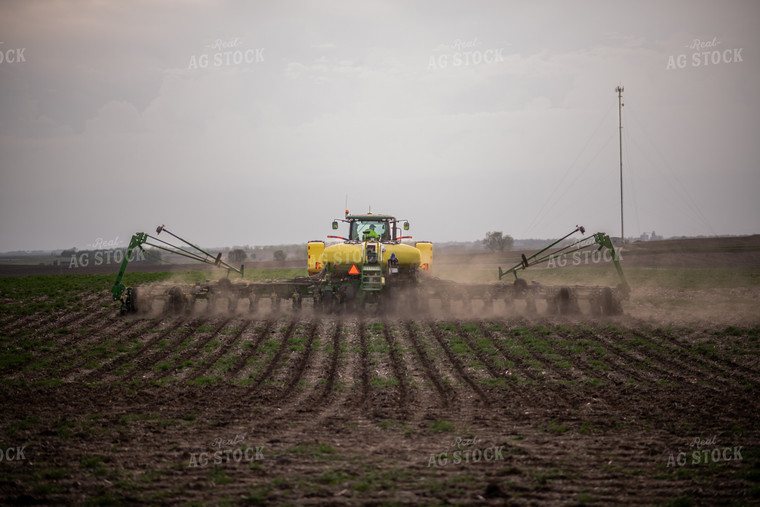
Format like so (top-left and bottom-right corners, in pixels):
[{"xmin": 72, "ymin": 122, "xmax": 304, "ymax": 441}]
[{"xmin": 616, "ymin": 85, "xmax": 624, "ymax": 244}]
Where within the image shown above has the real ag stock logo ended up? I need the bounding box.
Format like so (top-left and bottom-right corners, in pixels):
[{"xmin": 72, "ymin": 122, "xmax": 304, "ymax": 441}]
[
  {"xmin": 0, "ymin": 445, "xmax": 27, "ymax": 462},
  {"xmin": 428, "ymin": 38, "xmax": 505, "ymax": 70},
  {"xmin": 665, "ymin": 435, "xmax": 743, "ymax": 468},
  {"xmin": 546, "ymin": 244, "xmax": 623, "ymax": 269},
  {"xmin": 187, "ymin": 433, "xmax": 264, "ymax": 468},
  {"xmin": 666, "ymin": 37, "xmax": 743, "ymax": 70},
  {"xmin": 427, "ymin": 435, "xmax": 505, "ymax": 468},
  {"xmin": 0, "ymin": 42, "xmax": 27, "ymax": 65},
  {"xmin": 188, "ymin": 37, "xmax": 264, "ymax": 70},
  {"xmin": 68, "ymin": 248, "xmax": 145, "ymax": 268}
]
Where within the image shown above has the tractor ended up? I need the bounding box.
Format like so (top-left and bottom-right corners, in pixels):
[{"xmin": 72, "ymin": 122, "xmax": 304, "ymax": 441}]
[
  {"xmin": 111, "ymin": 214, "xmax": 628, "ymax": 316},
  {"xmin": 305, "ymin": 210, "xmax": 432, "ymax": 311}
]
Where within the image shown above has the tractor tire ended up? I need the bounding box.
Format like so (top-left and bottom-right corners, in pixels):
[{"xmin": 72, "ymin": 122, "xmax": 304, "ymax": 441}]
[
  {"xmin": 216, "ymin": 277, "xmax": 232, "ymax": 292},
  {"xmin": 128, "ymin": 286, "xmax": 139, "ymax": 314},
  {"xmin": 524, "ymin": 297, "xmax": 537, "ymax": 314},
  {"xmin": 323, "ymin": 292, "xmax": 336, "ymax": 314},
  {"xmin": 132, "ymin": 286, "xmax": 150, "ymax": 314},
  {"xmin": 291, "ymin": 293, "xmax": 302, "ymax": 311},
  {"xmin": 601, "ymin": 287, "xmax": 623, "ymax": 316},
  {"xmin": 460, "ymin": 296, "xmax": 472, "ymax": 314},
  {"xmin": 589, "ymin": 293, "xmax": 602, "ymax": 317},
  {"xmin": 167, "ymin": 286, "xmax": 185, "ymax": 314},
  {"xmin": 248, "ymin": 294, "xmax": 258, "ymax": 313},
  {"xmin": 556, "ymin": 287, "xmax": 579, "ymax": 315},
  {"xmin": 440, "ymin": 292, "xmax": 451, "ymax": 313},
  {"xmin": 185, "ymin": 294, "xmax": 196, "ymax": 315}
]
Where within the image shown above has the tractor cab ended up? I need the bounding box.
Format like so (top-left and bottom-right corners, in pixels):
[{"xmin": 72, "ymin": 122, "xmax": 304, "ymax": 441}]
[
  {"xmin": 350, "ymin": 219, "xmax": 389, "ymax": 241},
  {"xmin": 333, "ymin": 212, "xmax": 409, "ymax": 242}
]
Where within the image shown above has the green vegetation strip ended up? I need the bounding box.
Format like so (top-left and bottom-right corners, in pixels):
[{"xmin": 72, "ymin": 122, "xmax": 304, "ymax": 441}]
[
  {"xmin": 0, "ymin": 269, "xmax": 306, "ymax": 318},
  {"xmin": 435, "ymin": 266, "xmax": 760, "ymax": 289}
]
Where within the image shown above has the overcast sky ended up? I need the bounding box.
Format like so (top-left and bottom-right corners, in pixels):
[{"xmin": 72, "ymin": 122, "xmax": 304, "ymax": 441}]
[{"xmin": 1, "ymin": 0, "xmax": 758, "ymax": 251}]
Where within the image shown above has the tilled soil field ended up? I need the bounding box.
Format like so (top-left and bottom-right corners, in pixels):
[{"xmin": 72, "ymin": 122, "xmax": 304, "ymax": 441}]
[{"xmin": 1, "ymin": 289, "xmax": 759, "ymax": 505}]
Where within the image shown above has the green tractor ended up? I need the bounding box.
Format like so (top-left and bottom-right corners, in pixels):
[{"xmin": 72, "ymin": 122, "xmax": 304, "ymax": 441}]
[{"xmin": 305, "ymin": 211, "xmax": 433, "ymax": 311}]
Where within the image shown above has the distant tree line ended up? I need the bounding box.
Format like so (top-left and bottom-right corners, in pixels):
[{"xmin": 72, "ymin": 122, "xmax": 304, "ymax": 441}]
[
  {"xmin": 483, "ymin": 231, "xmax": 514, "ymax": 253},
  {"xmin": 227, "ymin": 249, "xmax": 248, "ymax": 263}
]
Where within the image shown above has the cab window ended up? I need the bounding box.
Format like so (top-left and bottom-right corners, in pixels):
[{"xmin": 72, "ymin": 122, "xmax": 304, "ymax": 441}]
[{"xmin": 350, "ymin": 221, "xmax": 388, "ymax": 241}]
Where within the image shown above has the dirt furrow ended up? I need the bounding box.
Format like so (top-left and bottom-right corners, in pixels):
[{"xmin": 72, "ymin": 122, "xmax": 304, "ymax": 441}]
[
  {"xmin": 593, "ymin": 329, "xmax": 708, "ymax": 386},
  {"xmin": 515, "ymin": 331, "xmax": 578, "ymax": 384},
  {"xmin": 2, "ymin": 312, "xmax": 55, "ymax": 337},
  {"xmin": 66, "ymin": 317, "xmax": 172, "ymax": 382},
  {"xmin": 427, "ymin": 322, "xmax": 489, "ymax": 404},
  {"xmin": 5, "ymin": 307, "xmax": 114, "ymax": 375},
  {"xmin": 3, "ymin": 310, "xmax": 124, "ymax": 378},
  {"xmin": 271, "ymin": 320, "xmax": 319, "ymax": 402},
  {"xmin": 550, "ymin": 328, "xmax": 656, "ymax": 386},
  {"xmin": 46, "ymin": 308, "xmax": 118, "ymax": 349},
  {"xmin": 3, "ymin": 293, "xmax": 104, "ymax": 337},
  {"xmin": 490, "ymin": 323, "xmax": 579, "ymax": 392},
  {"xmin": 402, "ymin": 321, "xmax": 452, "ymax": 408},
  {"xmin": 21, "ymin": 298, "xmax": 108, "ymax": 340},
  {"xmin": 121, "ymin": 318, "xmax": 215, "ymax": 383},
  {"xmin": 184, "ymin": 319, "xmax": 252, "ymax": 382},
  {"xmin": 414, "ymin": 321, "xmax": 485, "ymax": 418},
  {"xmin": 299, "ymin": 319, "xmax": 370, "ymax": 433},
  {"xmin": 299, "ymin": 318, "xmax": 345, "ymax": 411},
  {"xmin": 490, "ymin": 323, "xmax": 564, "ymax": 381},
  {"xmin": 478, "ymin": 321, "xmax": 541, "ymax": 382},
  {"xmin": 147, "ymin": 317, "xmax": 236, "ymax": 383},
  {"xmin": 484, "ymin": 321, "xmax": 580, "ymax": 411},
  {"xmin": 385, "ymin": 320, "xmax": 450, "ymax": 429},
  {"xmin": 252, "ymin": 321, "xmax": 338, "ymax": 432},
  {"xmin": 456, "ymin": 323, "xmax": 509, "ymax": 379},
  {"xmin": 54, "ymin": 317, "xmax": 149, "ymax": 381},
  {"xmin": 188, "ymin": 319, "xmax": 294, "ymax": 422},
  {"xmin": 0, "ymin": 313, "xmax": 26, "ymax": 331},
  {"xmin": 579, "ymin": 327, "xmax": 684, "ymax": 385},
  {"xmin": 580, "ymin": 339, "xmax": 655, "ymax": 386},
  {"xmin": 636, "ymin": 328, "xmax": 760, "ymax": 386},
  {"xmin": 321, "ymin": 319, "xmax": 343, "ymax": 400},
  {"xmin": 221, "ymin": 319, "xmax": 275, "ymax": 380},
  {"xmin": 81, "ymin": 317, "xmax": 187, "ymax": 382},
  {"xmin": 246, "ymin": 319, "xmax": 298, "ymax": 390},
  {"xmin": 381, "ymin": 320, "xmax": 410, "ymax": 418},
  {"xmin": 356, "ymin": 320, "xmax": 370, "ymax": 406},
  {"xmin": 455, "ymin": 322, "xmax": 552, "ymax": 412},
  {"xmin": 581, "ymin": 331, "xmax": 757, "ymax": 427}
]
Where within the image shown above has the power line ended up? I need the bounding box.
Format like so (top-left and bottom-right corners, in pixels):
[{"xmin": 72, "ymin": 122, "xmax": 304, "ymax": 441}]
[
  {"xmin": 627, "ymin": 107, "xmax": 715, "ymax": 235},
  {"xmin": 522, "ymin": 100, "xmax": 616, "ymax": 237}
]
